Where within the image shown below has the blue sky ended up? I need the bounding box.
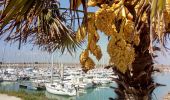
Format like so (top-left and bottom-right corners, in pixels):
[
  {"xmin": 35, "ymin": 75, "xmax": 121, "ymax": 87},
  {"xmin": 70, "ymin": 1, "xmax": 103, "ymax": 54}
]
[
  {"xmin": 0, "ymin": 1, "xmax": 170, "ymax": 65},
  {"xmin": 0, "ymin": 32, "xmax": 109, "ymax": 64}
]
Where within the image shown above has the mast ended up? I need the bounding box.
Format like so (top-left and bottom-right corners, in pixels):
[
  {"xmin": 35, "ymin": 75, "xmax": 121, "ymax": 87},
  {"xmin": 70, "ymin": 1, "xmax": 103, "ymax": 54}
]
[
  {"xmin": 60, "ymin": 63, "xmax": 64, "ymax": 81},
  {"xmin": 51, "ymin": 53, "xmax": 54, "ymax": 83}
]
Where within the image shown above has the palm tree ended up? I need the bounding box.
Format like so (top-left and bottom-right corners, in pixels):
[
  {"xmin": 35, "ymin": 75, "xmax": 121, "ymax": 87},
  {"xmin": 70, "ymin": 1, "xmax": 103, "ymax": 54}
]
[
  {"xmin": 0, "ymin": 0, "xmax": 80, "ymax": 53},
  {"xmin": 0, "ymin": 0, "xmax": 170, "ymax": 100},
  {"xmin": 70, "ymin": 0, "xmax": 169, "ymax": 100}
]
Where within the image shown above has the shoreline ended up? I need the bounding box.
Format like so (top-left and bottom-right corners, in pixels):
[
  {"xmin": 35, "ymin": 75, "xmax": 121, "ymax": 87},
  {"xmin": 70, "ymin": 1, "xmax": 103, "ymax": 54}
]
[
  {"xmin": 0, "ymin": 94, "xmax": 21, "ymax": 100},
  {"xmin": 164, "ymin": 92, "xmax": 170, "ymax": 100}
]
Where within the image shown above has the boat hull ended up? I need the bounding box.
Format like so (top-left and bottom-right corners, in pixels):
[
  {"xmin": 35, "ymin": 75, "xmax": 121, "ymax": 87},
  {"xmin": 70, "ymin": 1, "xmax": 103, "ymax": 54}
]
[{"xmin": 45, "ymin": 83, "xmax": 76, "ymax": 96}]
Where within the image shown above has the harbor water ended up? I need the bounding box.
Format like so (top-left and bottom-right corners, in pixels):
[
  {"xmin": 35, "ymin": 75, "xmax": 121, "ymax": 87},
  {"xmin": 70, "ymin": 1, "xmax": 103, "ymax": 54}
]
[{"xmin": 0, "ymin": 73, "xmax": 170, "ymax": 100}]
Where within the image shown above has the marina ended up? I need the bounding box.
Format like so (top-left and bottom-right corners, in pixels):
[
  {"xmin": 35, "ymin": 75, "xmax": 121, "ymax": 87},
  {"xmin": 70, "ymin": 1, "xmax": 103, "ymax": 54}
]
[
  {"xmin": 0, "ymin": 63, "xmax": 117, "ymax": 99},
  {"xmin": 0, "ymin": 64, "xmax": 170, "ymax": 100},
  {"xmin": 1, "ymin": 0, "xmax": 170, "ymax": 100}
]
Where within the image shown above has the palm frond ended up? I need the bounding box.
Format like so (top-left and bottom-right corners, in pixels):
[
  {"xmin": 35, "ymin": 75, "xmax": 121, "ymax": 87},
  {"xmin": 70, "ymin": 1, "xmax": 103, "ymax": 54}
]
[{"xmin": 0, "ymin": 0, "xmax": 80, "ymax": 53}]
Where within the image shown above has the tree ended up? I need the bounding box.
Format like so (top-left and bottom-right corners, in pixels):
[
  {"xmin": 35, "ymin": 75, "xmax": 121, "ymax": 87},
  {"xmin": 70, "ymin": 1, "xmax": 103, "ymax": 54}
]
[
  {"xmin": 0, "ymin": 0, "xmax": 79, "ymax": 54},
  {"xmin": 0, "ymin": 0, "xmax": 170, "ymax": 100},
  {"xmin": 72, "ymin": 0, "xmax": 169, "ymax": 99}
]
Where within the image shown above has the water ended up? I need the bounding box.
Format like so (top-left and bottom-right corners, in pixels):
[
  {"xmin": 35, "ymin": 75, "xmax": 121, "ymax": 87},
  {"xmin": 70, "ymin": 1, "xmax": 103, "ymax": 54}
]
[
  {"xmin": 45, "ymin": 87, "xmax": 117, "ymax": 100},
  {"xmin": 0, "ymin": 73, "xmax": 170, "ymax": 100},
  {"xmin": 152, "ymin": 73, "xmax": 170, "ymax": 100}
]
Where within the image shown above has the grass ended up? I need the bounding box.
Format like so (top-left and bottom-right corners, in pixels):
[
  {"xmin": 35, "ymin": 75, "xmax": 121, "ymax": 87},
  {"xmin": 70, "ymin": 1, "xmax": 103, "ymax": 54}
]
[{"xmin": 0, "ymin": 89, "xmax": 55, "ymax": 100}]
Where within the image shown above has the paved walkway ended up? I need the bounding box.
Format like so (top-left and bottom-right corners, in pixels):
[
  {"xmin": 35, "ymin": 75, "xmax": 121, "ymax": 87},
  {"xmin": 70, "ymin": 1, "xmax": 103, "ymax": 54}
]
[{"xmin": 0, "ymin": 94, "xmax": 21, "ymax": 100}]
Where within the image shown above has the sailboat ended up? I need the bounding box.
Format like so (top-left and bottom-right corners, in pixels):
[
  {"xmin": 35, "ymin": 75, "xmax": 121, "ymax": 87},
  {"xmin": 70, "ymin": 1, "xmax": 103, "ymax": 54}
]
[{"xmin": 45, "ymin": 53, "xmax": 76, "ymax": 96}]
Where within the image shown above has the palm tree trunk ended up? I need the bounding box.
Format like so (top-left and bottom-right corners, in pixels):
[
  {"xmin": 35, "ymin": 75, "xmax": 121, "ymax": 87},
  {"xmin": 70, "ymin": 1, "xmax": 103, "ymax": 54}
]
[
  {"xmin": 112, "ymin": 50, "xmax": 156, "ymax": 100},
  {"xmin": 112, "ymin": 24, "xmax": 161, "ymax": 100}
]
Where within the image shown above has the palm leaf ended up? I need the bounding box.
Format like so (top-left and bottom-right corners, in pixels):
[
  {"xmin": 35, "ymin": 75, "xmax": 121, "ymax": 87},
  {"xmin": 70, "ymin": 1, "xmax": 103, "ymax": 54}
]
[
  {"xmin": 0, "ymin": 0, "xmax": 80, "ymax": 54},
  {"xmin": 70, "ymin": 0, "xmax": 82, "ymax": 10}
]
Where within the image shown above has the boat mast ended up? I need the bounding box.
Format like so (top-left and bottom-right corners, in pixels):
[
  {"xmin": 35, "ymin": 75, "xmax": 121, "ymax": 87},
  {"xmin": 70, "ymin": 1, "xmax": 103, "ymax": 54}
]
[
  {"xmin": 51, "ymin": 53, "xmax": 54, "ymax": 84},
  {"xmin": 60, "ymin": 63, "xmax": 64, "ymax": 81}
]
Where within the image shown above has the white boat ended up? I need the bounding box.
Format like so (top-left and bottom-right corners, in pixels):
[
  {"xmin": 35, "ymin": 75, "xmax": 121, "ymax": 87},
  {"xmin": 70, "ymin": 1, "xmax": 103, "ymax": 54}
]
[
  {"xmin": 2, "ymin": 74, "xmax": 17, "ymax": 82},
  {"xmin": 4, "ymin": 68, "xmax": 17, "ymax": 75},
  {"xmin": 45, "ymin": 54, "xmax": 77, "ymax": 96},
  {"xmin": 93, "ymin": 76, "xmax": 111, "ymax": 84},
  {"xmin": 45, "ymin": 82, "xmax": 76, "ymax": 96},
  {"xmin": 78, "ymin": 82, "xmax": 94, "ymax": 89},
  {"xmin": 31, "ymin": 79, "xmax": 49, "ymax": 90}
]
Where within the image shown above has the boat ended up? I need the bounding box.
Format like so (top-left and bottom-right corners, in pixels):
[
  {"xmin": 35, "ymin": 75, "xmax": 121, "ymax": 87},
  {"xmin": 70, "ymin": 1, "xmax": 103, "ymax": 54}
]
[
  {"xmin": 0, "ymin": 77, "xmax": 3, "ymax": 82},
  {"xmin": 2, "ymin": 74, "xmax": 17, "ymax": 82},
  {"xmin": 45, "ymin": 54, "xmax": 77, "ymax": 96},
  {"xmin": 45, "ymin": 82, "xmax": 76, "ymax": 96},
  {"xmin": 31, "ymin": 79, "xmax": 49, "ymax": 90},
  {"xmin": 17, "ymin": 75, "xmax": 30, "ymax": 81},
  {"xmin": 19, "ymin": 84, "xmax": 27, "ymax": 89}
]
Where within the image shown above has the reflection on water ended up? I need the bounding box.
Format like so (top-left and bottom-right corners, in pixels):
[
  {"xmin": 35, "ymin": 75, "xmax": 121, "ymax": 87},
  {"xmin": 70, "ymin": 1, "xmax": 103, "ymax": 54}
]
[
  {"xmin": 0, "ymin": 73, "xmax": 170, "ymax": 100},
  {"xmin": 45, "ymin": 91, "xmax": 77, "ymax": 100},
  {"xmin": 0, "ymin": 81, "xmax": 116, "ymax": 100},
  {"xmin": 152, "ymin": 73, "xmax": 170, "ymax": 100},
  {"xmin": 0, "ymin": 82, "xmax": 19, "ymax": 91},
  {"xmin": 76, "ymin": 87, "xmax": 116, "ymax": 100}
]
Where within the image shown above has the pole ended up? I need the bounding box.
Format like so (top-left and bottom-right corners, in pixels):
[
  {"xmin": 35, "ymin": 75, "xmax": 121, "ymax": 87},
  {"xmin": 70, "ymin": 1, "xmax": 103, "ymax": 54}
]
[{"xmin": 51, "ymin": 53, "xmax": 54, "ymax": 84}]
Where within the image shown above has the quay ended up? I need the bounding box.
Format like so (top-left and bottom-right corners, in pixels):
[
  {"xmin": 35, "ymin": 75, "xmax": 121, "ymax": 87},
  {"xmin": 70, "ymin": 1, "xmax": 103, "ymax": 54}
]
[
  {"xmin": 0, "ymin": 63, "xmax": 81, "ymax": 68},
  {"xmin": 0, "ymin": 62, "xmax": 105, "ymax": 70},
  {"xmin": 0, "ymin": 63, "xmax": 170, "ymax": 72}
]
